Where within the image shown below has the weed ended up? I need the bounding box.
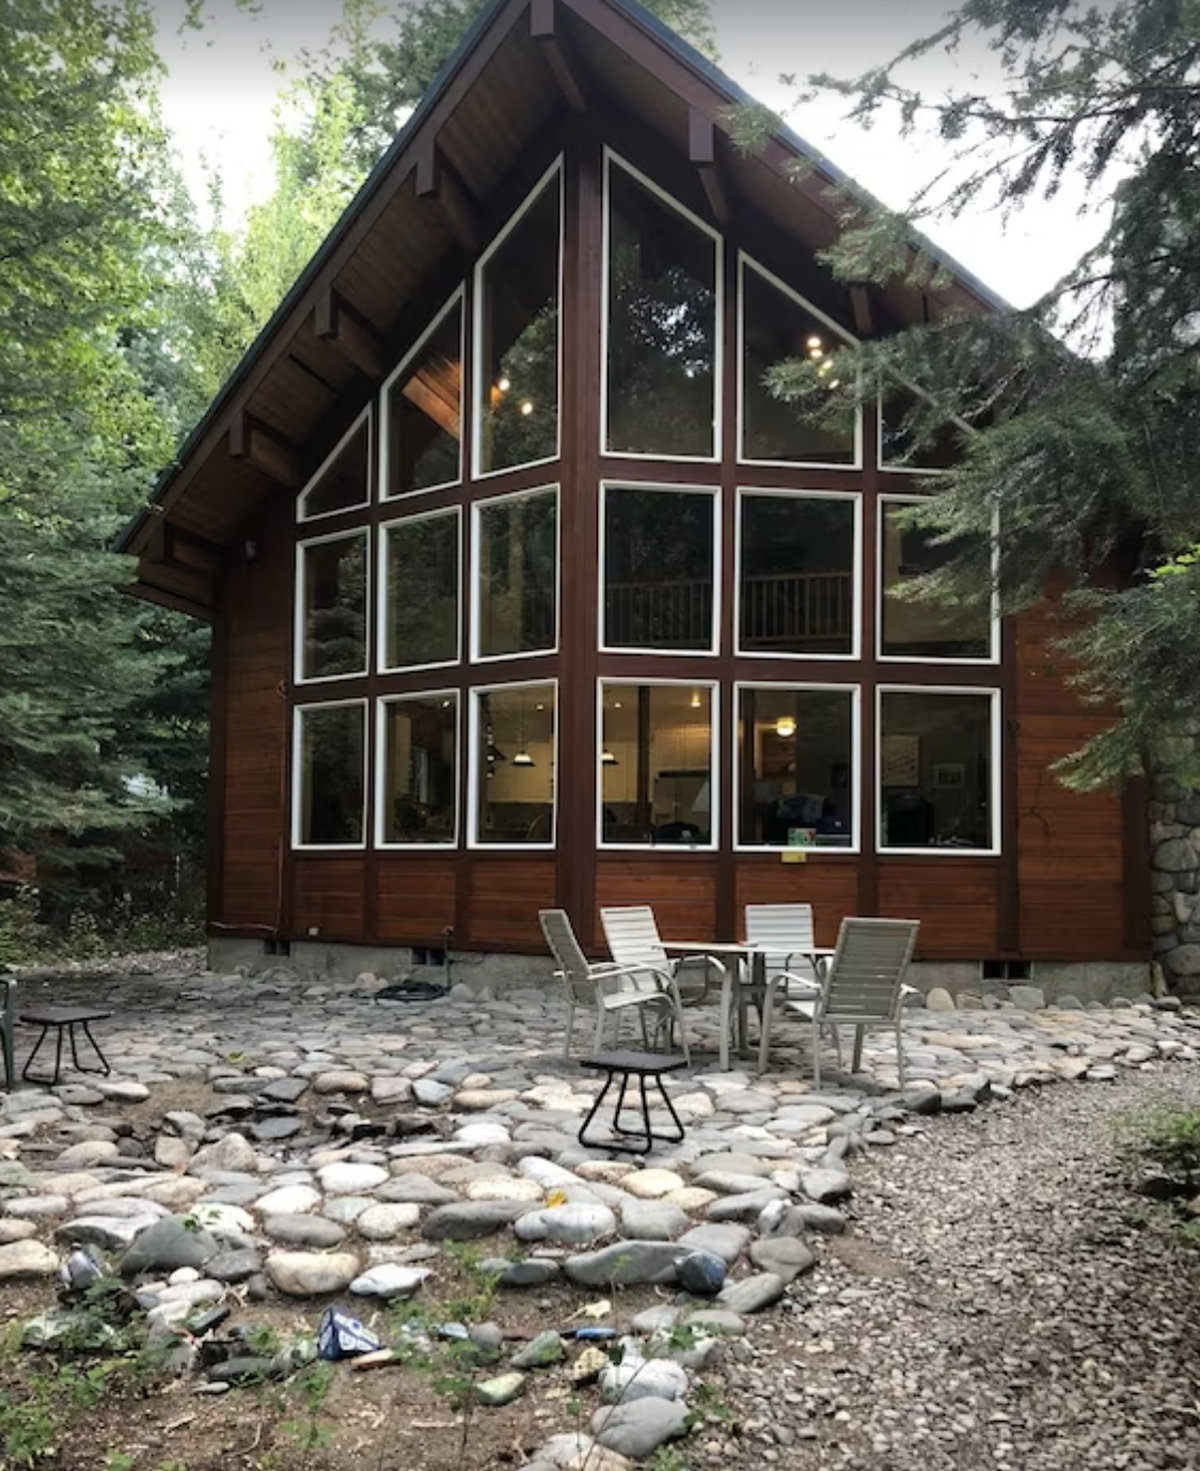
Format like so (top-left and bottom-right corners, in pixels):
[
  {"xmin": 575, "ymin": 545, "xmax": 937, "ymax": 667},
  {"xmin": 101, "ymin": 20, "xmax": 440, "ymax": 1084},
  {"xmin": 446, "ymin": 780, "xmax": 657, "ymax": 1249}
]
[
  {"xmin": 277, "ymin": 1362, "xmax": 336, "ymax": 1461},
  {"xmin": 103, "ymin": 1453, "xmax": 136, "ymax": 1471}
]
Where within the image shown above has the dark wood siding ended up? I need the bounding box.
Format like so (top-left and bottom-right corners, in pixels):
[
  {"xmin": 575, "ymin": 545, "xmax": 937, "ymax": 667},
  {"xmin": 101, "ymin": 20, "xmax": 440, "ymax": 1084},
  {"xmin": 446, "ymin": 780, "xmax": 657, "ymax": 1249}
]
[
  {"xmin": 597, "ymin": 858, "xmax": 718, "ymax": 943},
  {"xmin": 293, "ymin": 856, "xmax": 365, "ymax": 939},
  {"xmin": 877, "ymin": 859, "xmax": 1000, "ymax": 957},
  {"xmin": 468, "ymin": 860, "xmax": 557, "ymax": 949},
  {"xmin": 217, "ymin": 500, "xmax": 289, "ymax": 931},
  {"xmin": 735, "ymin": 859, "xmax": 859, "ymax": 949},
  {"xmin": 376, "ymin": 857, "xmax": 457, "ymax": 942}
]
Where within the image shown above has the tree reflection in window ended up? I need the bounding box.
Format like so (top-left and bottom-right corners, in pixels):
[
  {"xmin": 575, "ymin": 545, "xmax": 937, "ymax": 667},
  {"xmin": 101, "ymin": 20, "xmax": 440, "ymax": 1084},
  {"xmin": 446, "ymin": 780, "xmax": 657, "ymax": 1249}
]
[
  {"xmin": 476, "ymin": 489, "xmax": 558, "ymax": 657},
  {"xmin": 477, "ymin": 171, "xmax": 561, "ymax": 474},
  {"xmin": 383, "ymin": 511, "xmax": 459, "ymax": 670},
  {"xmin": 739, "ymin": 493, "xmax": 856, "ymax": 655},
  {"xmin": 606, "ymin": 159, "xmax": 717, "ymax": 458},
  {"xmin": 300, "ymin": 533, "xmax": 368, "ymax": 680},
  {"xmin": 604, "ymin": 485, "xmax": 715, "ymax": 650},
  {"xmin": 385, "ymin": 299, "xmax": 462, "ymax": 496},
  {"xmin": 741, "ymin": 261, "xmax": 857, "ymax": 464},
  {"xmin": 299, "ymin": 416, "xmax": 370, "ymax": 520},
  {"xmin": 296, "ymin": 703, "xmax": 365, "ymax": 846}
]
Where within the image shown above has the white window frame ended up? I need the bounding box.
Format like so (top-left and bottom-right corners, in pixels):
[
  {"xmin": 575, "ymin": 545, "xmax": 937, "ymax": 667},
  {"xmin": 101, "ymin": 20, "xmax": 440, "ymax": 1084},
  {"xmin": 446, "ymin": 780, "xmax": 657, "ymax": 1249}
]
[
  {"xmin": 377, "ymin": 505, "xmax": 462, "ymax": 674},
  {"xmin": 296, "ymin": 406, "xmax": 372, "ymax": 524},
  {"xmin": 294, "ymin": 526, "xmax": 370, "ymax": 686},
  {"xmin": 877, "ymin": 494, "xmax": 1000, "ymax": 665},
  {"xmin": 734, "ymin": 486, "xmax": 862, "ymax": 661},
  {"xmin": 470, "ymin": 483, "xmax": 560, "ymax": 665},
  {"xmin": 291, "ymin": 698, "xmax": 368, "ymax": 851},
  {"xmin": 468, "ymin": 678, "xmax": 559, "ymax": 850},
  {"xmin": 733, "ymin": 681, "xmax": 861, "ymax": 854},
  {"xmin": 375, "ymin": 689, "xmax": 460, "ymax": 850},
  {"xmin": 471, "ymin": 157, "xmax": 564, "ymax": 482},
  {"xmin": 599, "ymin": 480, "xmax": 720, "ymax": 657},
  {"xmin": 601, "ymin": 148, "xmax": 724, "ymax": 465},
  {"xmin": 875, "ymin": 684, "xmax": 1001, "ymax": 857},
  {"xmin": 379, "ymin": 288, "xmax": 464, "ymax": 501},
  {"xmin": 596, "ymin": 677, "xmax": 720, "ymax": 851},
  {"xmin": 737, "ymin": 253, "xmax": 862, "ymax": 470}
]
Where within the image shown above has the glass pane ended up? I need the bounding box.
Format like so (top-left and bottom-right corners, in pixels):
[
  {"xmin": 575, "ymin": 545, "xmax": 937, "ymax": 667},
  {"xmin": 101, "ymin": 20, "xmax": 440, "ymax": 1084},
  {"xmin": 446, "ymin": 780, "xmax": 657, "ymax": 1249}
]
[
  {"xmin": 300, "ymin": 418, "xmax": 369, "ymax": 519},
  {"xmin": 297, "ymin": 705, "xmax": 364, "ymax": 845},
  {"xmin": 476, "ymin": 490, "xmax": 557, "ymax": 658},
  {"xmin": 383, "ymin": 513, "xmax": 459, "ymax": 669},
  {"xmin": 606, "ymin": 163, "xmax": 717, "ymax": 457},
  {"xmin": 600, "ymin": 685, "xmax": 713, "ymax": 846},
  {"xmin": 880, "ymin": 691, "xmax": 993, "ymax": 850},
  {"xmin": 742, "ymin": 267, "xmax": 856, "ymax": 463},
  {"xmin": 737, "ymin": 688, "xmax": 854, "ymax": 847},
  {"xmin": 881, "ymin": 502, "xmax": 991, "ymax": 658},
  {"xmin": 386, "ymin": 301, "xmax": 462, "ymax": 495},
  {"xmin": 475, "ymin": 684, "xmax": 555, "ymax": 844},
  {"xmin": 477, "ymin": 175, "xmax": 560, "ymax": 474},
  {"xmin": 300, "ymin": 534, "xmax": 367, "ymax": 679},
  {"xmin": 880, "ymin": 387, "xmax": 960, "ymax": 469},
  {"xmin": 604, "ymin": 487, "xmax": 714, "ymax": 650},
  {"xmin": 381, "ymin": 696, "xmax": 457, "ymax": 844},
  {"xmin": 739, "ymin": 495, "xmax": 855, "ymax": 655}
]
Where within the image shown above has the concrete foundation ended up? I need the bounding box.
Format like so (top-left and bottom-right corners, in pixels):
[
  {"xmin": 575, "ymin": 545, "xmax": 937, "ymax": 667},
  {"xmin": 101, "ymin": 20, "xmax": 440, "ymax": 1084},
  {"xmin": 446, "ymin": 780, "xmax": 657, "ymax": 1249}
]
[
  {"xmin": 209, "ymin": 936, "xmax": 1153, "ymax": 1005},
  {"xmin": 207, "ymin": 936, "xmax": 556, "ymax": 996}
]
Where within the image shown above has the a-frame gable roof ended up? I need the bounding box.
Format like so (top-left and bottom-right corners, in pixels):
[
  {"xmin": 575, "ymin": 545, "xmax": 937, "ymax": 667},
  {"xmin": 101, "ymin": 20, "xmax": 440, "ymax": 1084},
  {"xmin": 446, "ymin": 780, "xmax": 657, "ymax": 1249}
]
[{"xmin": 119, "ymin": 0, "xmax": 1005, "ymax": 617}]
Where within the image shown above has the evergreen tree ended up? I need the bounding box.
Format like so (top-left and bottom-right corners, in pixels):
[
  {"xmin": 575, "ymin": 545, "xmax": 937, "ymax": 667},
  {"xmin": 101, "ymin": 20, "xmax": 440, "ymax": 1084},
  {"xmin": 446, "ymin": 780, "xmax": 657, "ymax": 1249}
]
[{"xmin": 759, "ymin": 0, "xmax": 1200, "ymax": 786}]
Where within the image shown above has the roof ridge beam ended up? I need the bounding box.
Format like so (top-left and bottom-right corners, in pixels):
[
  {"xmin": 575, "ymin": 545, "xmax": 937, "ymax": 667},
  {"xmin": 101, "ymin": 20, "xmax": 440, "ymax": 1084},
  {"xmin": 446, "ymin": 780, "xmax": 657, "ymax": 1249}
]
[{"xmin": 531, "ymin": 0, "xmax": 588, "ymax": 113}]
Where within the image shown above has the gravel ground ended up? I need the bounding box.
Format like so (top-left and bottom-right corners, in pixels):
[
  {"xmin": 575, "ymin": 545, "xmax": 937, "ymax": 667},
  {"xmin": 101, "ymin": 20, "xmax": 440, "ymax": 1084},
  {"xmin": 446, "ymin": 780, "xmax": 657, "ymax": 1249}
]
[{"xmin": 705, "ymin": 1066, "xmax": 1200, "ymax": 1471}]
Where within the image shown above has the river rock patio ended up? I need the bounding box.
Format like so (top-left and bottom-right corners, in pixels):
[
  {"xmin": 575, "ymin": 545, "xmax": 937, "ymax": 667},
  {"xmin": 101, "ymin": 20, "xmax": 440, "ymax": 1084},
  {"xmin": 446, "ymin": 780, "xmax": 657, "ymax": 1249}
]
[{"xmin": 0, "ymin": 956, "xmax": 1196, "ymax": 1467}]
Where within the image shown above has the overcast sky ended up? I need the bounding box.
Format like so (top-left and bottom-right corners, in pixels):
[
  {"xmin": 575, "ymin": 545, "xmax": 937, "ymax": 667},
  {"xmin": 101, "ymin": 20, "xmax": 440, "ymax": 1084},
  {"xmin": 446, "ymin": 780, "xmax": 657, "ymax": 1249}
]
[{"xmin": 158, "ymin": 0, "xmax": 1105, "ymax": 309}]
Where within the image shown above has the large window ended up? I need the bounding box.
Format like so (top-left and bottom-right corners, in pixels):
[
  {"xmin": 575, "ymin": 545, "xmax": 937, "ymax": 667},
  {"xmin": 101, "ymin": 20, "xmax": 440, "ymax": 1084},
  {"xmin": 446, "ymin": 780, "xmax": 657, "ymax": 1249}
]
[
  {"xmin": 472, "ymin": 683, "xmax": 556, "ymax": 845},
  {"xmin": 737, "ymin": 685, "xmax": 857, "ymax": 848},
  {"xmin": 474, "ymin": 487, "xmax": 558, "ymax": 660},
  {"xmin": 298, "ymin": 412, "xmax": 371, "ymax": 522},
  {"xmin": 879, "ymin": 387, "xmax": 960, "ymax": 471},
  {"xmin": 378, "ymin": 694, "xmax": 458, "ymax": 846},
  {"xmin": 297, "ymin": 531, "xmax": 368, "ymax": 682},
  {"xmin": 475, "ymin": 164, "xmax": 561, "ymax": 476},
  {"xmin": 603, "ymin": 484, "xmax": 716, "ymax": 652},
  {"xmin": 380, "ymin": 509, "xmax": 460, "ymax": 671},
  {"xmin": 605, "ymin": 154, "xmax": 720, "ymax": 459},
  {"xmin": 599, "ymin": 682, "xmax": 715, "ymax": 847},
  {"xmin": 878, "ymin": 688, "xmax": 997, "ymax": 852},
  {"xmin": 740, "ymin": 258, "xmax": 857, "ymax": 466},
  {"xmin": 738, "ymin": 491, "xmax": 858, "ymax": 657},
  {"xmin": 293, "ymin": 702, "xmax": 366, "ymax": 848},
  {"xmin": 880, "ymin": 498, "xmax": 994, "ymax": 660},
  {"xmin": 383, "ymin": 294, "xmax": 462, "ymax": 497}
]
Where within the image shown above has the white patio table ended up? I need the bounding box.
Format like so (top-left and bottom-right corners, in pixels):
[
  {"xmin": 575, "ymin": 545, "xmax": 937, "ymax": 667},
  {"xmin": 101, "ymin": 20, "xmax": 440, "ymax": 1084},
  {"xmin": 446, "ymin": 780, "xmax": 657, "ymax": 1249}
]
[{"xmin": 662, "ymin": 939, "xmax": 832, "ymax": 1071}]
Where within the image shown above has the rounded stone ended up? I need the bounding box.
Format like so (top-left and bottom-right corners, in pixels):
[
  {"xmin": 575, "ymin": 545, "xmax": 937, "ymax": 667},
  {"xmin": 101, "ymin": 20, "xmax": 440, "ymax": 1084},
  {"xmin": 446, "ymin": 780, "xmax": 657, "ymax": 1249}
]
[
  {"xmin": 622, "ymin": 1169, "xmax": 685, "ymax": 1200},
  {"xmin": 676, "ymin": 1251, "xmax": 727, "ymax": 1296},
  {"xmin": 263, "ymin": 1213, "xmax": 347, "ymax": 1248},
  {"xmin": 313, "ymin": 1071, "xmax": 370, "ymax": 1095},
  {"xmin": 464, "ymin": 1177, "xmax": 543, "ymax": 1203},
  {"xmin": 254, "ymin": 1184, "xmax": 321, "ymax": 1216},
  {"xmin": 317, "ymin": 1162, "xmax": 389, "ymax": 1195},
  {"xmin": 619, "ymin": 1200, "xmax": 689, "ymax": 1241},
  {"xmin": 0, "ymin": 1240, "xmax": 59, "ymax": 1280},
  {"xmin": 355, "ymin": 1202, "xmax": 421, "ymax": 1240},
  {"xmin": 513, "ymin": 1203, "xmax": 617, "ymax": 1246},
  {"xmin": 266, "ymin": 1250, "xmax": 361, "ymax": 1296},
  {"xmin": 349, "ymin": 1263, "xmax": 432, "ymax": 1298}
]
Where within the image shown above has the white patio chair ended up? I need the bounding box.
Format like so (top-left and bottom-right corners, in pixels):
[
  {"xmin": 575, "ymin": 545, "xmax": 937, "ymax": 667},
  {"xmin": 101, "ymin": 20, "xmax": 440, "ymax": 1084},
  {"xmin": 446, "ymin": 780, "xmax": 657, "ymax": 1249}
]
[
  {"xmin": 599, "ymin": 905, "xmax": 729, "ymax": 1063},
  {"xmin": 744, "ymin": 902, "xmax": 826, "ymax": 992},
  {"xmin": 779, "ymin": 916, "xmax": 920, "ymax": 1087},
  {"xmin": 539, "ymin": 909, "xmax": 689, "ymax": 1064}
]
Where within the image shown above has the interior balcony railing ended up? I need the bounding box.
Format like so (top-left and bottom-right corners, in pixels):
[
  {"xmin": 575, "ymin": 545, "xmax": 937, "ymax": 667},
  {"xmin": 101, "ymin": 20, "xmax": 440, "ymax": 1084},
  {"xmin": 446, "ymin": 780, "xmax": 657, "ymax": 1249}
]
[{"xmin": 605, "ymin": 570, "xmax": 852, "ymax": 650}]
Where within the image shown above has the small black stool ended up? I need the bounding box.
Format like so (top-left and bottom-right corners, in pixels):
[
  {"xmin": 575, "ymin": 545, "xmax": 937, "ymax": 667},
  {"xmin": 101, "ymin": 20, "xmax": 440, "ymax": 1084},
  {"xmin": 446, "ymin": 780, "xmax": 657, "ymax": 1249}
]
[
  {"xmin": 20, "ymin": 1007, "xmax": 113, "ymax": 1086},
  {"xmin": 578, "ymin": 1050, "xmax": 688, "ymax": 1153}
]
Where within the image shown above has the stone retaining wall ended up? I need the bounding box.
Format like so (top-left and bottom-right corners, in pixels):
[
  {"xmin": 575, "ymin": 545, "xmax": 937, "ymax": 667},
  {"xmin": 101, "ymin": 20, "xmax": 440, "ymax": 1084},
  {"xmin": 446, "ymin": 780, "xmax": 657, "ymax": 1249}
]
[{"xmin": 1150, "ymin": 768, "xmax": 1200, "ymax": 1000}]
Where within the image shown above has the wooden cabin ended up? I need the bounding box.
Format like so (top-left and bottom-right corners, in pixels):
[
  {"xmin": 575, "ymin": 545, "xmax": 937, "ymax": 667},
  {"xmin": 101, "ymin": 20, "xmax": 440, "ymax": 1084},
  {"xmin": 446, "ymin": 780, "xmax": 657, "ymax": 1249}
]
[{"xmin": 118, "ymin": 0, "xmax": 1150, "ymax": 991}]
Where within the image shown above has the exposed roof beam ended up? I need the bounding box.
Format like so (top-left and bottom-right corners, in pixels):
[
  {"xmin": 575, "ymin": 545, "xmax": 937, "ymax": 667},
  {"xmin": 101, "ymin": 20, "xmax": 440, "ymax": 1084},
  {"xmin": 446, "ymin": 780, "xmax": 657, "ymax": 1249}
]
[
  {"xmin": 228, "ymin": 412, "xmax": 303, "ymax": 492},
  {"xmin": 530, "ymin": 0, "xmax": 588, "ymax": 113},
  {"xmin": 124, "ymin": 580, "xmax": 213, "ymax": 621},
  {"xmin": 688, "ymin": 108, "xmax": 730, "ymax": 225},
  {"xmin": 315, "ymin": 289, "xmax": 386, "ymax": 379},
  {"xmin": 849, "ymin": 284, "xmax": 875, "ymax": 337},
  {"xmin": 415, "ymin": 141, "xmax": 482, "ymax": 253}
]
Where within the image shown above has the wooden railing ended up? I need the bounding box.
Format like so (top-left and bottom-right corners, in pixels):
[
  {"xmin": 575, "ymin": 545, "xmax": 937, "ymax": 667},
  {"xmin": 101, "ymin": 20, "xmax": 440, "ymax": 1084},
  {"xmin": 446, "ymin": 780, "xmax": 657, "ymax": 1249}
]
[{"xmin": 606, "ymin": 570, "xmax": 852, "ymax": 649}]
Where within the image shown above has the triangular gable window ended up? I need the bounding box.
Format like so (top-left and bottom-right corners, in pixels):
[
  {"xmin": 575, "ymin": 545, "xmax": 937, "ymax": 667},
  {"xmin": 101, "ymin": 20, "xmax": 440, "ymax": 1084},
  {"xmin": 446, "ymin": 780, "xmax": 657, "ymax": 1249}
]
[
  {"xmin": 739, "ymin": 256, "xmax": 859, "ymax": 467},
  {"xmin": 298, "ymin": 411, "xmax": 370, "ymax": 521},
  {"xmin": 382, "ymin": 293, "xmax": 463, "ymax": 498}
]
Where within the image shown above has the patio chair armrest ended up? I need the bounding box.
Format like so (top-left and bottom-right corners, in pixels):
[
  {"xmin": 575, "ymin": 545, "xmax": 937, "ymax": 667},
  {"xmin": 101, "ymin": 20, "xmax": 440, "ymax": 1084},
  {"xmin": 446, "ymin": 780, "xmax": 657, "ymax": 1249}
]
[
  {"xmin": 766, "ymin": 968, "xmax": 822, "ymax": 995},
  {"xmin": 674, "ymin": 953, "xmax": 728, "ymax": 979}
]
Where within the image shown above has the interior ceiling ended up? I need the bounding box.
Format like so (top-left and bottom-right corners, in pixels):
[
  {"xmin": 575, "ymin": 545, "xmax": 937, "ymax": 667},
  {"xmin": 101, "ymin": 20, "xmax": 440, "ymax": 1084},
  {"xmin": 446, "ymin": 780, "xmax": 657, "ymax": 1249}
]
[{"xmin": 121, "ymin": 0, "xmax": 999, "ymax": 620}]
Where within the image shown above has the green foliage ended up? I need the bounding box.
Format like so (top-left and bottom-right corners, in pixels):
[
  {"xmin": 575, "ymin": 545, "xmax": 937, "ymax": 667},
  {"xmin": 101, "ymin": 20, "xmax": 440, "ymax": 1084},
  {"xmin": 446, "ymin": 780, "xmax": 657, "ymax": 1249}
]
[
  {"xmin": 759, "ymin": 0, "xmax": 1200, "ymax": 787},
  {"xmin": 1128, "ymin": 1102, "xmax": 1200, "ymax": 1185}
]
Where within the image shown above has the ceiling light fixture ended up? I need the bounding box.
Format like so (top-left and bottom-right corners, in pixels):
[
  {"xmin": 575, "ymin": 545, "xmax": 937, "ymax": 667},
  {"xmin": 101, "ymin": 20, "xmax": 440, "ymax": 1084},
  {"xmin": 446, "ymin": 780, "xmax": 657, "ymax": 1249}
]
[
  {"xmin": 690, "ymin": 690, "xmax": 702, "ymax": 710},
  {"xmin": 775, "ymin": 716, "xmax": 797, "ymax": 739},
  {"xmin": 520, "ymin": 400, "xmax": 534, "ymax": 416}
]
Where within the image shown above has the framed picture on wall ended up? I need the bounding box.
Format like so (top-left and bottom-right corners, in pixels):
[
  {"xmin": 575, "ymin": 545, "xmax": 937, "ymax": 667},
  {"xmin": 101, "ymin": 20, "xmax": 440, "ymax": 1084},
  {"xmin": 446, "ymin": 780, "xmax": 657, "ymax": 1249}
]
[{"xmin": 933, "ymin": 762, "xmax": 966, "ymax": 789}]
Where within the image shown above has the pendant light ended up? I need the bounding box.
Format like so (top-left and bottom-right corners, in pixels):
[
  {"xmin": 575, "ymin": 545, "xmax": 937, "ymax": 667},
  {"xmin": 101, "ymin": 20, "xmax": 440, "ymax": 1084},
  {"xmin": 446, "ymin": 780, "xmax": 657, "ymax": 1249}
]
[{"xmin": 512, "ymin": 695, "xmax": 535, "ymax": 767}]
